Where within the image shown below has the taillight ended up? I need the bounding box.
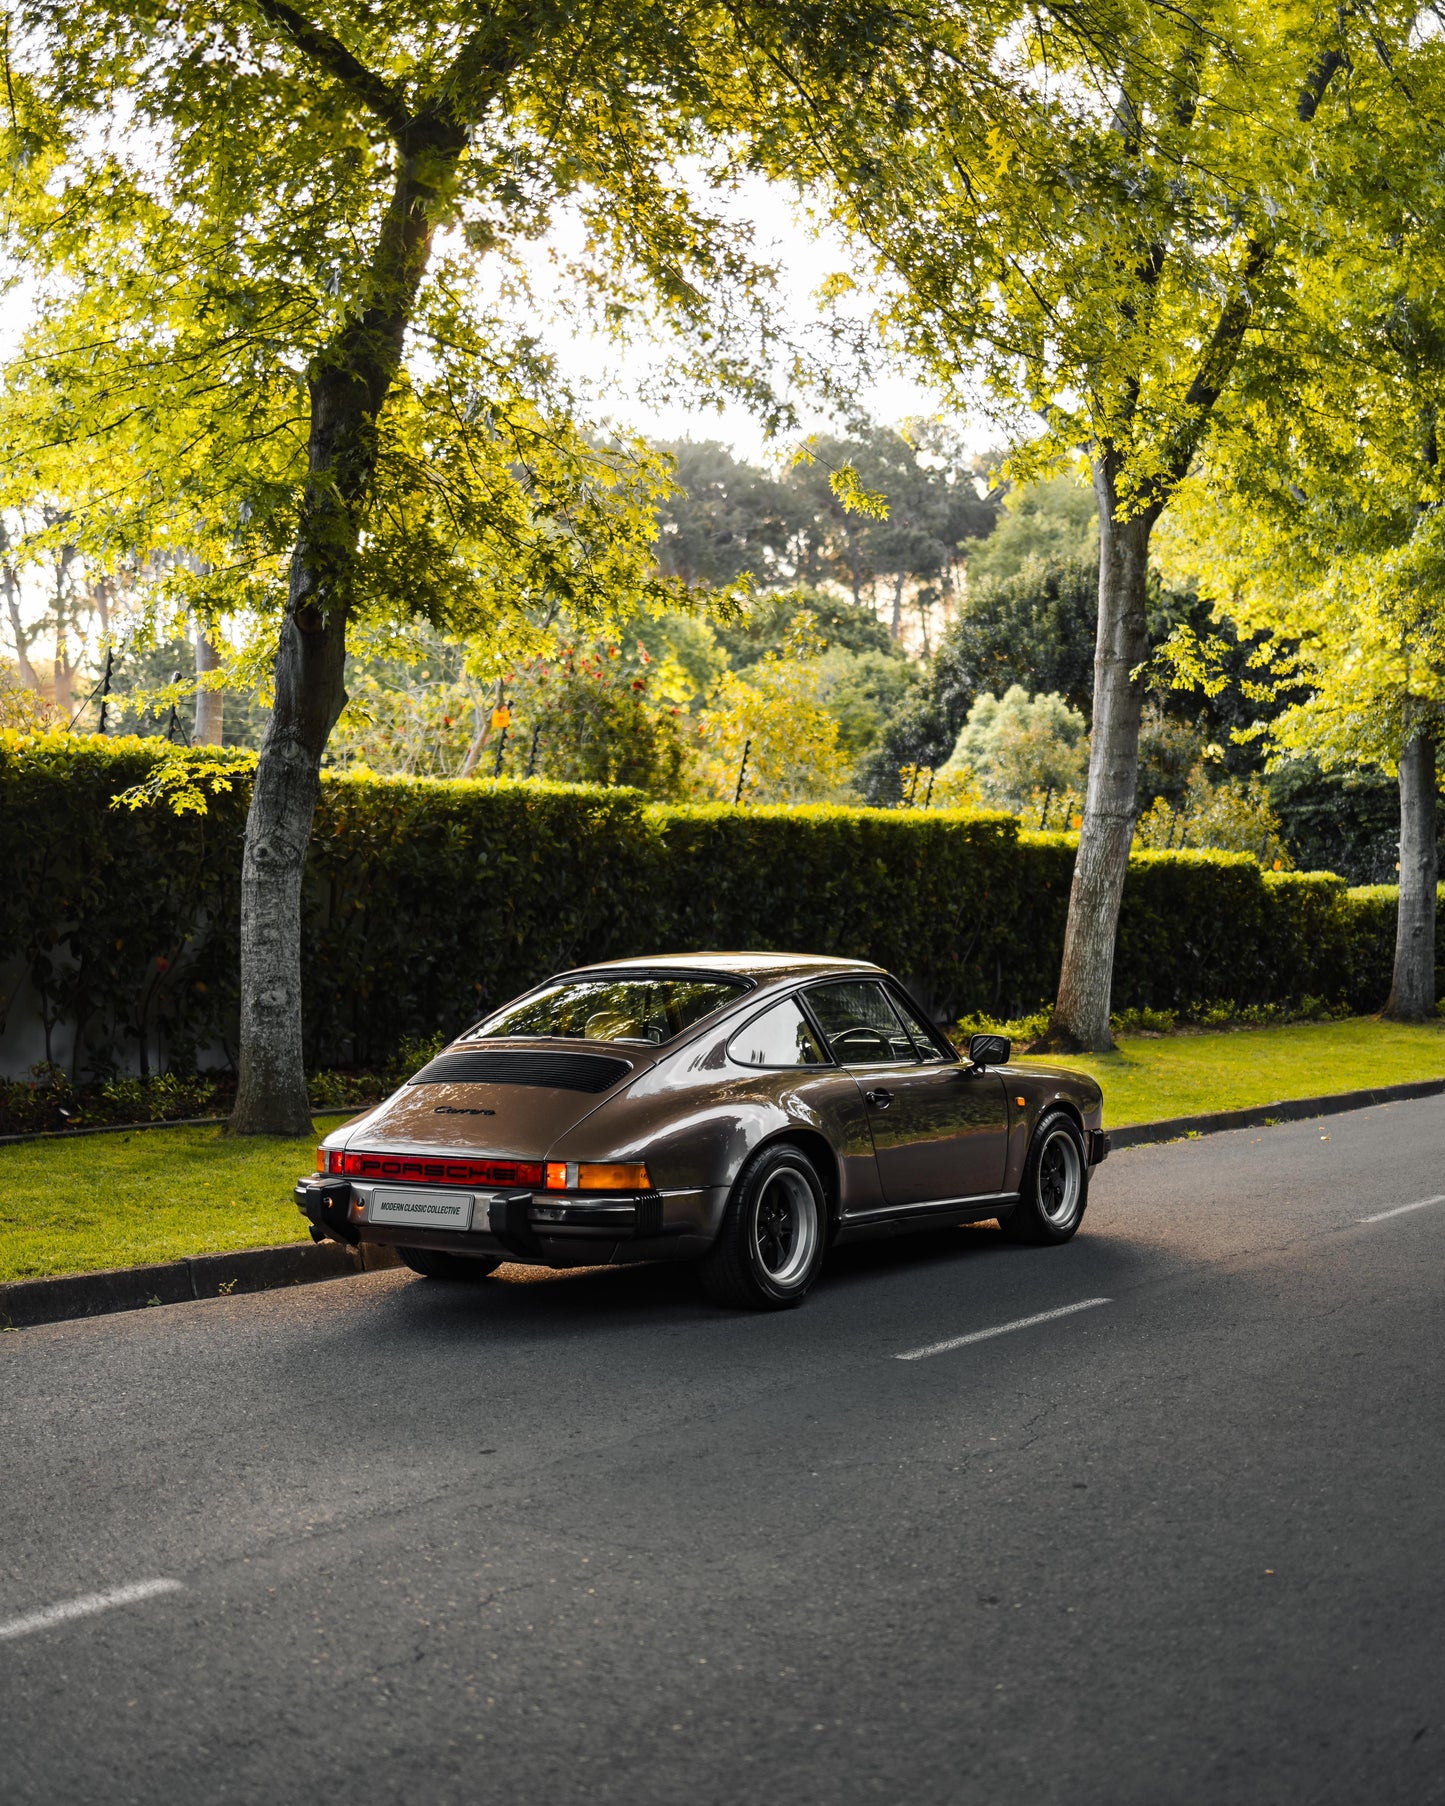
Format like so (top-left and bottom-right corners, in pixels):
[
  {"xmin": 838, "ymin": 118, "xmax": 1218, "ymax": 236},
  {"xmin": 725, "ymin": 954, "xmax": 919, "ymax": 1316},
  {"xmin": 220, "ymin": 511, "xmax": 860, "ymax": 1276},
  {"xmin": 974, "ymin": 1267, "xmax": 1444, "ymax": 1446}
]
[
  {"xmin": 545, "ymin": 1162, "xmax": 651, "ymax": 1191},
  {"xmin": 336, "ymin": 1151, "xmax": 543, "ymax": 1188},
  {"xmin": 316, "ymin": 1148, "xmax": 343, "ymax": 1175}
]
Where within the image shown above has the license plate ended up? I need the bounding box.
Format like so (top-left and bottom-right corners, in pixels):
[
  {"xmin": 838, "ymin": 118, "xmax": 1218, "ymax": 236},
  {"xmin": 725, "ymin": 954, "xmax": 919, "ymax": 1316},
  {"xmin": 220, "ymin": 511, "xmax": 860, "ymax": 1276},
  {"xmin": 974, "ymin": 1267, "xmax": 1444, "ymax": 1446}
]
[{"xmin": 368, "ymin": 1188, "xmax": 474, "ymax": 1231}]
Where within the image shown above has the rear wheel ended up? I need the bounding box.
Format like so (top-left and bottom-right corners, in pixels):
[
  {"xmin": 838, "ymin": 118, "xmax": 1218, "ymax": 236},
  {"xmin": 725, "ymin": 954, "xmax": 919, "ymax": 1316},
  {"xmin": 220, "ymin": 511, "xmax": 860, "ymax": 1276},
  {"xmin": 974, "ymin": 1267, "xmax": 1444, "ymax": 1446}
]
[
  {"xmin": 1002, "ymin": 1111, "xmax": 1088, "ymax": 1245},
  {"xmin": 698, "ymin": 1144, "xmax": 826, "ymax": 1311},
  {"xmin": 396, "ymin": 1246, "xmax": 503, "ymax": 1282}
]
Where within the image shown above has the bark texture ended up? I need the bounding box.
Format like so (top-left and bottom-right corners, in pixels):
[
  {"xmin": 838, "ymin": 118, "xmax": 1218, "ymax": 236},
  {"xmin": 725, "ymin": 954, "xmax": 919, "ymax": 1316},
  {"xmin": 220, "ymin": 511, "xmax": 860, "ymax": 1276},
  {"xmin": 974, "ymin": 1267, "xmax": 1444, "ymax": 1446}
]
[
  {"xmin": 1383, "ymin": 728, "xmax": 1437, "ymax": 1022},
  {"xmin": 193, "ymin": 628, "xmax": 224, "ymax": 745},
  {"xmin": 230, "ymin": 132, "xmax": 461, "ymax": 1134},
  {"xmin": 1038, "ymin": 456, "xmax": 1157, "ymax": 1053}
]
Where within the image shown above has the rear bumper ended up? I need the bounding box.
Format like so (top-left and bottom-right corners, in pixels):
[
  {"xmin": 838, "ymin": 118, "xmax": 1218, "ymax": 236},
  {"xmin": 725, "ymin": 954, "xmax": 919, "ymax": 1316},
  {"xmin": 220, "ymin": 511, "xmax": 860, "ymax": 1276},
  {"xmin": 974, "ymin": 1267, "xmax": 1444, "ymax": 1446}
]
[
  {"xmin": 295, "ymin": 1177, "xmax": 358, "ymax": 1245},
  {"xmin": 295, "ymin": 1177, "xmax": 723, "ymax": 1268},
  {"xmin": 1088, "ymin": 1130, "xmax": 1109, "ymax": 1167}
]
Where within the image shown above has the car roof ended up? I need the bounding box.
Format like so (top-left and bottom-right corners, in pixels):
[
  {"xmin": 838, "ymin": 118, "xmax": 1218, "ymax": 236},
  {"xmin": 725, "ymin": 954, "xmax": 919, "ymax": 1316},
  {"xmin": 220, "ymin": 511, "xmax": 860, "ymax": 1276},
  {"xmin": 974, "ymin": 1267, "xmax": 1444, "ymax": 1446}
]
[{"xmin": 560, "ymin": 952, "xmax": 883, "ymax": 985}]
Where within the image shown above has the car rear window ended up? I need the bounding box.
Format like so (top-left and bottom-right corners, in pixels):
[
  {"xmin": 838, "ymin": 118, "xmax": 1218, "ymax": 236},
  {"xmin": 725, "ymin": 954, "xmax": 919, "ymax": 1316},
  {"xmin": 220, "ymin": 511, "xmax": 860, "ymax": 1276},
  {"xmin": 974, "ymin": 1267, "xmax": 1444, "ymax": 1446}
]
[
  {"xmin": 468, "ymin": 973, "xmax": 747, "ymax": 1046},
  {"xmin": 410, "ymin": 1050, "xmax": 633, "ymax": 1093}
]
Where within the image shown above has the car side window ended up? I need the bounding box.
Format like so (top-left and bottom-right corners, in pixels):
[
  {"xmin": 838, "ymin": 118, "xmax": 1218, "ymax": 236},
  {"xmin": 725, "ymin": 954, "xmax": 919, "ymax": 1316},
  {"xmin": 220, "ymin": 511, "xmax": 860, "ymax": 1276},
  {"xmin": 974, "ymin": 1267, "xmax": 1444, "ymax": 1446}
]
[
  {"xmin": 728, "ymin": 997, "xmax": 828, "ymax": 1068},
  {"xmin": 887, "ymin": 989, "xmax": 953, "ymax": 1063},
  {"xmin": 807, "ymin": 981, "xmax": 919, "ymax": 1066}
]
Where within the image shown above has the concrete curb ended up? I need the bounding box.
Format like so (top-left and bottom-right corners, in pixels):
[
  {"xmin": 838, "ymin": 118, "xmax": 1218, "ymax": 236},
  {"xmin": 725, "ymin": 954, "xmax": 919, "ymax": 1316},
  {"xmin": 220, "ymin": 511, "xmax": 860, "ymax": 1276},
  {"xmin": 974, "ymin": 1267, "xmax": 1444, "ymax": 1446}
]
[
  {"xmin": 1107, "ymin": 1075, "xmax": 1445, "ymax": 1149},
  {"xmin": 0, "ymin": 1239, "xmax": 401, "ymax": 1331},
  {"xmin": 5, "ymin": 1077, "xmax": 1444, "ymax": 1331},
  {"xmin": 0, "ymin": 1107, "xmax": 368, "ymax": 1149}
]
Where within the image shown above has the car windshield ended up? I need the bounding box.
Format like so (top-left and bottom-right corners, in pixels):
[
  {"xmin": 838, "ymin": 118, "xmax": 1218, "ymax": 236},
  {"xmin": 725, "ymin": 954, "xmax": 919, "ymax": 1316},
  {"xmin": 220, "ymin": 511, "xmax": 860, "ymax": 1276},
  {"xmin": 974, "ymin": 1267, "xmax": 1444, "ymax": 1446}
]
[{"xmin": 469, "ymin": 974, "xmax": 746, "ymax": 1046}]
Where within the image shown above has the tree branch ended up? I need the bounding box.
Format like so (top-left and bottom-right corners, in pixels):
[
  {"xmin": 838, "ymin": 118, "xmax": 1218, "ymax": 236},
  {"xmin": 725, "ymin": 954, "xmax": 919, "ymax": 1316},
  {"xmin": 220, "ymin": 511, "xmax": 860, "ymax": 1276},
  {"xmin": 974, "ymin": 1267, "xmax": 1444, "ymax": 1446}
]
[
  {"xmin": 419, "ymin": 4, "xmax": 543, "ymax": 142},
  {"xmin": 248, "ymin": 0, "xmax": 411, "ymax": 137},
  {"xmin": 1144, "ymin": 36, "xmax": 1353, "ymax": 506},
  {"xmin": 1145, "ymin": 231, "xmax": 1273, "ymax": 506},
  {"xmin": 1297, "ymin": 45, "xmax": 1349, "ymax": 121}
]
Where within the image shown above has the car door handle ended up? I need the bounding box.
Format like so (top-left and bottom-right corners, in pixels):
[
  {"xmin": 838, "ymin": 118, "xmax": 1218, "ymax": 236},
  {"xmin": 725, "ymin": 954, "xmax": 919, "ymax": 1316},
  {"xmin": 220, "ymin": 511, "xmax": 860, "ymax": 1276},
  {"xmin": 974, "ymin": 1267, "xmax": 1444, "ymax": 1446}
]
[{"xmin": 865, "ymin": 1088, "xmax": 894, "ymax": 1109}]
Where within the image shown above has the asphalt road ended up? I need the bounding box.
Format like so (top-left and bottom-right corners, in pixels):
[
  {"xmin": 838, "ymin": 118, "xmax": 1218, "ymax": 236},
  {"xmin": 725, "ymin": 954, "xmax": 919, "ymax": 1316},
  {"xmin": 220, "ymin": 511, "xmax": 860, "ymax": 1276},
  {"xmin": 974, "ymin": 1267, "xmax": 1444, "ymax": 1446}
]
[{"xmin": 3, "ymin": 1099, "xmax": 1444, "ymax": 1806}]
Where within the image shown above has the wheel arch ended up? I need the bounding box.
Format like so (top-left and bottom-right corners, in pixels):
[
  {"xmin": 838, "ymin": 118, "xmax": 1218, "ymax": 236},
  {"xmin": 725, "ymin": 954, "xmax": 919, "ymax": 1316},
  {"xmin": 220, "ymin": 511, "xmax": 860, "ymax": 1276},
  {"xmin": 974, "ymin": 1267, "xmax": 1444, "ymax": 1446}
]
[
  {"xmin": 751, "ymin": 1127, "xmax": 841, "ymax": 1232},
  {"xmin": 1038, "ymin": 1095, "xmax": 1086, "ymax": 1139}
]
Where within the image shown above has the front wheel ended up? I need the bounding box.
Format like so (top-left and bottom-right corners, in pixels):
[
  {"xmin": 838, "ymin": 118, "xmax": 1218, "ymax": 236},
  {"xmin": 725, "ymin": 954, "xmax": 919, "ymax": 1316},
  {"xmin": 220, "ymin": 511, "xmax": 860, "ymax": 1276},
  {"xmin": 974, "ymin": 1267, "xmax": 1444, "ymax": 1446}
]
[
  {"xmin": 1002, "ymin": 1111, "xmax": 1089, "ymax": 1245},
  {"xmin": 698, "ymin": 1143, "xmax": 827, "ymax": 1311},
  {"xmin": 396, "ymin": 1246, "xmax": 503, "ymax": 1282}
]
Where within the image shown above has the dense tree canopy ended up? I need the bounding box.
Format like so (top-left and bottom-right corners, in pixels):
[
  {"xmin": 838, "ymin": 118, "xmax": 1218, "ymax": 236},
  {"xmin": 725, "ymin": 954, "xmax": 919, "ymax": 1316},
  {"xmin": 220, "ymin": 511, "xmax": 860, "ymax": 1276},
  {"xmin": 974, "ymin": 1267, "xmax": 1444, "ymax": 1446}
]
[{"xmin": 651, "ymin": 426, "xmax": 997, "ymax": 640}]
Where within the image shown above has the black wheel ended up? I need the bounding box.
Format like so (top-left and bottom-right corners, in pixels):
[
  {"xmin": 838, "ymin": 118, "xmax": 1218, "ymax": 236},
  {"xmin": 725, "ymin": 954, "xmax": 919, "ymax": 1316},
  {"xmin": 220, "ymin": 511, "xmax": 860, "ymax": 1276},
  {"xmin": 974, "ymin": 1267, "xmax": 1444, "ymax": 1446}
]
[
  {"xmin": 396, "ymin": 1246, "xmax": 503, "ymax": 1282},
  {"xmin": 1002, "ymin": 1111, "xmax": 1089, "ymax": 1245},
  {"xmin": 698, "ymin": 1143, "xmax": 827, "ymax": 1311}
]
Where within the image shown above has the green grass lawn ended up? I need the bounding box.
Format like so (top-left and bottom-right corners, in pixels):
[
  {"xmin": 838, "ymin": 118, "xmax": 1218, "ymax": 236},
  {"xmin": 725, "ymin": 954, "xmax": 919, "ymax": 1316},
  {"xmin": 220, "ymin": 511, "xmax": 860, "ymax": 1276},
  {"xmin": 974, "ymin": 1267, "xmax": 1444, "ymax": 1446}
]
[
  {"xmin": 4, "ymin": 1017, "xmax": 1445, "ymax": 1287},
  {"xmin": 0, "ymin": 1126, "xmax": 318, "ymax": 1286},
  {"xmin": 1018, "ymin": 1016, "xmax": 1445, "ymax": 1127}
]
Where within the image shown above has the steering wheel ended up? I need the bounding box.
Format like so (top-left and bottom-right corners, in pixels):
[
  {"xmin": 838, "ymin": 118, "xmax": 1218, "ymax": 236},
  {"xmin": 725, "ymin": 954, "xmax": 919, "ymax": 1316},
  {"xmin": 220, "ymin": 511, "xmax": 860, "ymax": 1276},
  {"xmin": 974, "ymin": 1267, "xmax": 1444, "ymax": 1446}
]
[{"xmin": 831, "ymin": 1025, "xmax": 892, "ymax": 1060}]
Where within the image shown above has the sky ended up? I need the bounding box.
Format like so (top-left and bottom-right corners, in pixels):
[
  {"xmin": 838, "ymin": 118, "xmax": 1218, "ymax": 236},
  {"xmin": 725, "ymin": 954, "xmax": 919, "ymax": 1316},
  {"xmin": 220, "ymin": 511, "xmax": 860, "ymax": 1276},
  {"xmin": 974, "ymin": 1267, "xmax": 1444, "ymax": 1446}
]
[{"xmin": 489, "ymin": 175, "xmax": 975, "ymax": 464}]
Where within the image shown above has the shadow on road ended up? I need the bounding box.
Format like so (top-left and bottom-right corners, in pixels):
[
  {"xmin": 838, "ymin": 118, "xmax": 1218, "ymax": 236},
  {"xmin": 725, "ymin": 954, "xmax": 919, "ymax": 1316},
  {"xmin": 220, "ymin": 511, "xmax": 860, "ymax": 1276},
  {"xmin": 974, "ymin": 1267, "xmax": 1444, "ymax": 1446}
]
[{"xmin": 345, "ymin": 1213, "xmax": 1154, "ymax": 1347}]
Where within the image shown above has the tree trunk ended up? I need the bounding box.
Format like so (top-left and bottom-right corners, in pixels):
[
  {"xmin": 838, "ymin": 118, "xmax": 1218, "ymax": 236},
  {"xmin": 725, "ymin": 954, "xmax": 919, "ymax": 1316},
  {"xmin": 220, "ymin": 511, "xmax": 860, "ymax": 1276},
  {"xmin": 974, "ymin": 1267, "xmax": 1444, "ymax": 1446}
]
[
  {"xmin": 3, "ymin": 572, "xmax": 41, "ymax": 692},
  {"xmin": 1383, "ymin": 726, "xmax": 1437, "ymax": 1022},
  {"xmin": 230, "ymin": 133, "xmax": 458, "ymax": 1135},
  {"xmin": 193, "ymin": 626, "xmax": 224, "ymax": 745},
  {"xmin": 1036, "ymin": 455, "xmax": 1156, "ymax": 1053},
  {"xmin": 229, "ymin": 574, "xmax": 349, "ymax": 1134}
]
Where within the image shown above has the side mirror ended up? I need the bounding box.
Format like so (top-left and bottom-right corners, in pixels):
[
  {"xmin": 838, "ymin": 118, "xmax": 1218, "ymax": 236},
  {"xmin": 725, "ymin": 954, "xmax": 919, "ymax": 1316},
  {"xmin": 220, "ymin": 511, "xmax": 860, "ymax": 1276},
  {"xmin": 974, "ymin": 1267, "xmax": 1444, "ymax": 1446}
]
[{"xmin": 968, "ymin": 1032, "xmax": 1011, "ymax": 1068}]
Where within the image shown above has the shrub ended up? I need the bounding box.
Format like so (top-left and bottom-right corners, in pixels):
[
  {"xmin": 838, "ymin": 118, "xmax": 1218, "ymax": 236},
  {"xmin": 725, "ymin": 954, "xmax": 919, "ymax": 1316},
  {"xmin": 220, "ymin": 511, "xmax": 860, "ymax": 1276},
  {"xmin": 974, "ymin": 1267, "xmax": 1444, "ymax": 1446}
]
[
  {"xmin": 940, "ymin": 684, "xmax": 1089, "ymax": 812},
  {"xmin": 647, "ymin": 803, "xmax": 1024, "ymax": 1016},
  {"xmin": 1134, "ymin": 772, "xmax": 1291, "ymax": 865},
  {"xmin": 0, "ymin": 732, "xmax": 249, "ymax": 1080},
  {"xmin": 0, "ymin": 733, "xmax": 1432, "ymax": 1086}
]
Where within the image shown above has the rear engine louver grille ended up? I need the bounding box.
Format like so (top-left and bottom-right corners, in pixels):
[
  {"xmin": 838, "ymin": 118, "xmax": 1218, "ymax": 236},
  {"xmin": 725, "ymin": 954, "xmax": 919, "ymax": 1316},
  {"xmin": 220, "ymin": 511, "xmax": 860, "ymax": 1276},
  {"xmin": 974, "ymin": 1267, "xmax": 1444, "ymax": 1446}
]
[{"xmin": 409, "ymin": 1050, "xmax": 633, "ymax": 1093}]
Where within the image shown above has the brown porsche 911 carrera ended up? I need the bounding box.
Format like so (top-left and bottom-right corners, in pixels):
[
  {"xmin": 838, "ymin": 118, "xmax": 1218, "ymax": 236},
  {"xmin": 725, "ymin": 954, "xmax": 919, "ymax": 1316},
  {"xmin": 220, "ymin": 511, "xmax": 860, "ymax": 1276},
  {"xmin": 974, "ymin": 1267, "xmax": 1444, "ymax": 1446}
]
[{"xmin": 296, "ymin": 953, "xmax": 1108, "ymax": 1310}]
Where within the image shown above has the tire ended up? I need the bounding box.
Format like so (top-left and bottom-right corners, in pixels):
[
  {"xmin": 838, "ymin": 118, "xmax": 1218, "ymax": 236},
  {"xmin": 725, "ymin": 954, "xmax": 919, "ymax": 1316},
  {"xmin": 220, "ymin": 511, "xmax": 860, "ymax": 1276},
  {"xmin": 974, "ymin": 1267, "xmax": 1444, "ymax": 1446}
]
[
  {"xmin": 697, "ymin": 1143, "xmax": 827, "ymax": 1311},
  {"xmin": 1001, "ymin": 1110, "xmax": 1089, "ymax": 1245},
  {"xmin": 396, "ymin": 1246, "xmax": 503, "ymax": 1282}
]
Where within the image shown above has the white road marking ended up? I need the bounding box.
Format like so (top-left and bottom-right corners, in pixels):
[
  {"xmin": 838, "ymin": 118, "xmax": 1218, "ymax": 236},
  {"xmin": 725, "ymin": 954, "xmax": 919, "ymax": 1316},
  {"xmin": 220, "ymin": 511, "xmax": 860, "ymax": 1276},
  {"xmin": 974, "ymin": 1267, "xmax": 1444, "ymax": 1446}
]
[
  {"xmin": 0, "ymin": 1579, "xmax": 183, "ymax": 1643},
  {"xmin": 896, "ymin": 1297, "xmax": 1112, "ymax": 1362},
  {"xmin": 1359, "ymin": 1194, "xmax": 1445, "ymax": 1224}
]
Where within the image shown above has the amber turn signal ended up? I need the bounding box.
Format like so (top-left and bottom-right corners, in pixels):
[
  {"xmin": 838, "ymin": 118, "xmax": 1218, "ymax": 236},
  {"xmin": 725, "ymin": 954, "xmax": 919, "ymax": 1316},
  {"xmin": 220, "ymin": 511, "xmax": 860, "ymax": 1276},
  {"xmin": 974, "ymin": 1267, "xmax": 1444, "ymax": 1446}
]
[
  {"xmin": 1014, "ymin": 1096, "xmax": 1027, "ymax": 1108},
  {"xmin": 579, "ymin": 1162, "xmax": 651, "ymax": 1190},
  {"xmin": 545, "ymin": 1161, "xmax": 651, "ymax": 1191}
]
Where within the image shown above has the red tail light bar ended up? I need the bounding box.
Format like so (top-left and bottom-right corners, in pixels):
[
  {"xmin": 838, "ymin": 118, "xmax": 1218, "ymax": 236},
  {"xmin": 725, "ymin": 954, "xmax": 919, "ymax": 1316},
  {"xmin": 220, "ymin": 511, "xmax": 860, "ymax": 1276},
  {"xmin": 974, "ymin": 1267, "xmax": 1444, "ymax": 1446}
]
[{"xmin": 317, "ymin": 1149, "xmax": 543, "ymax": 1188}]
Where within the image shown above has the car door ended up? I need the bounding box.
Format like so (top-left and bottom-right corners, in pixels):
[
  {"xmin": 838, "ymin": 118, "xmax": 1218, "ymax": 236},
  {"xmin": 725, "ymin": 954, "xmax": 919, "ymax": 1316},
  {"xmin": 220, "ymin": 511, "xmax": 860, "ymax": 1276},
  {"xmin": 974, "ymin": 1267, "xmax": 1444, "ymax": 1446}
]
[
  {"xmin": 881, "ymin": 986, "xmax": 1009, "ymax": 1202},
  {"xmin": 805, "ymin": 979, "xmax": 1007, "ymax": 1207},
  {"xmin": 725, "ymin": 992, "xmax": 884, "ymax": 1212}
]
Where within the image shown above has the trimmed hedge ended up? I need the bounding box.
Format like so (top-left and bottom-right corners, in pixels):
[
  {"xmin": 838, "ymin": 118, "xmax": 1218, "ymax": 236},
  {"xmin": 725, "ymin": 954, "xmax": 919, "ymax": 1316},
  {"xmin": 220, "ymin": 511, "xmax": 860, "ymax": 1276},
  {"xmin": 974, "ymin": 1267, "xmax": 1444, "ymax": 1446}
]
[
  {"xmin": 0, "ymin": 733, "xmax": 1427, "ymax": 1080},
  {"xmin": 306, "ymin": 775, "xmax": 651, "ymax": 1065},
  {"xmin": 647, "ymin": 804, "xmax": 1034, "ymax": 1017},
  {"xmin": 0, "ymin": 734, "xmax": 246, "ymax": 1077}
]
